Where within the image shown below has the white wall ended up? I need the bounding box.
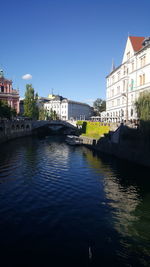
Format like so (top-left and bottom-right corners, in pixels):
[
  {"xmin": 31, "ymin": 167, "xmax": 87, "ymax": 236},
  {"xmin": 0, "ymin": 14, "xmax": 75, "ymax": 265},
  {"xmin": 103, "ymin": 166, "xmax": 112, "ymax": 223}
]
[{"xmin": 106, "ymin": 39, "xmax": 150, "ymax": 121}]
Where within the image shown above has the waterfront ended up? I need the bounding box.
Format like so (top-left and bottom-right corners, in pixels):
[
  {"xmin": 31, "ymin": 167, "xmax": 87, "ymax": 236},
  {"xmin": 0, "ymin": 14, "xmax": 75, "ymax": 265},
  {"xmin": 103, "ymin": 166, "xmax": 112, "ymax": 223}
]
[{"xmin": 0, "ymin": 137, "xmax": 150, "ymax": 266}]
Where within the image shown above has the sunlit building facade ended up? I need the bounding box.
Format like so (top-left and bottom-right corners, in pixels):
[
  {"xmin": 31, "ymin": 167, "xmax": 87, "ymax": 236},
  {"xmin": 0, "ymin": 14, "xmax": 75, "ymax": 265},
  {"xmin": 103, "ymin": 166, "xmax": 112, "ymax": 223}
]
[
  {"xmin": 0, "ymin": 70, "xmax": 19, "ymax": 113},
  {"xmin": 44, "ymin": 95, "xmax": 92, "ymax": 120},
  {"xmin": 106, "ymin": 36, "xmax": 150, "ymax": 122}
]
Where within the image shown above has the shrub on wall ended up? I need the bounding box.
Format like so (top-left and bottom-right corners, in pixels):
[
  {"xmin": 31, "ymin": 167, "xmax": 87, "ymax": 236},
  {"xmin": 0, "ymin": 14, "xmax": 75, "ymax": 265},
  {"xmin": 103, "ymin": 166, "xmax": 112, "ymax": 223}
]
[{"xmin": 77, "ymin": 121, "xmax": 110, "ymax": 139}]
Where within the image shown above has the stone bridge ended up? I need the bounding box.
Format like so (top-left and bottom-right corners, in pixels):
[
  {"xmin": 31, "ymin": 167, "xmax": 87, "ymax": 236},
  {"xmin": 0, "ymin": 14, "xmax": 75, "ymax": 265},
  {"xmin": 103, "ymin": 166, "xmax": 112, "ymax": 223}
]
[
  {"xmin": 32, "ymin": 120, "xmax": 77, "ymax": 131},
  {"xmin": 0, "ymin": 119, "xmax": 78, "ymax": 144},
  {"xmin": 0, "ymin": 120, "xmax": 32, "ymax": 144}
]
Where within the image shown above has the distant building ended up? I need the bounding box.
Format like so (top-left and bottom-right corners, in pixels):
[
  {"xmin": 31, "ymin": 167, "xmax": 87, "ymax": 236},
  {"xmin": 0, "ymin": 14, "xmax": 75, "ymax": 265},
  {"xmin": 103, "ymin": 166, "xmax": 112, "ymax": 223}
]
[
  {"xmin": 43, "ymin": 95, "xmax": 92, "ymax": 120},
  {"xmin": 0, "ymin": 69, "xmax": 19, "ymax": 113},
  {"xmin": 106, "ymin": 36, "xmax": 150, "ymax": 122}
]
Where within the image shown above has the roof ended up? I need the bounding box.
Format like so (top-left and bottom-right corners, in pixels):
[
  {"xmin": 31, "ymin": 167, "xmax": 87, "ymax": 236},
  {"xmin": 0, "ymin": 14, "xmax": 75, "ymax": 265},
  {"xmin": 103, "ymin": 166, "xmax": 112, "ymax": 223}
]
[
  {"xmin": 0, "ymin": 77, "xmax": 12, "ymax": 83},
  {"xmin": 129, "ymin": 36, "xmax": 145, "ymax": 52}
]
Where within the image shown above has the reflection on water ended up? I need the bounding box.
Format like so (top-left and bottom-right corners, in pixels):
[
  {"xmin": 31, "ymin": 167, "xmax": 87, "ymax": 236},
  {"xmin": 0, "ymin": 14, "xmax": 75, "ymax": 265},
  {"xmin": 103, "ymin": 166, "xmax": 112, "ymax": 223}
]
[
  {"xmin": 82, "ymin": 147, "xmax": 150, "ymax": 265},
  {"xmin": 0, "ymin": 137, "xmax": 150, "ymax": 266}
]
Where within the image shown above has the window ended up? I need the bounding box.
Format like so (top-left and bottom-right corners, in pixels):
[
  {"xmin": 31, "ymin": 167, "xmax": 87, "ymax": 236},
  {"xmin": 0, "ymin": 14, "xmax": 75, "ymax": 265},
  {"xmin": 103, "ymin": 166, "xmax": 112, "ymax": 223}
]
[
  {"xmin": 117, "ymin": 98, "xmax": 120, "ymax": 106},
  {"xmin": 127, "ymin": 52, "xmax": 130, "ymax": 60},
  {"xmin": 139, "ymin": 75, "xmax": 142, "ymax": 86},
  {"xmin": 143, "ymin": 73, "xmax": 145, "ymax": 84},
  {"xmin": 117, "ymin": 72, "xmax": 120, "ymax": 81},
  {"xmin": 123, "ymin": 80, "xmax": 126, "ymax": 92},
  {"xmin": 117, "ymin": 86, "xmax": 120, "ymax": 94},
  {"xmin": 1, "ymin": 86, "xmax": 4, "ymax": 92},
  {"xmin": 132, "ymin": 61, "xmax": 134, "ymax": 72},
  {"xmin": 112, "ymin": 89, "xmax": 114, "ymax": 97},
  {"xmin": 130, "ymin": 79, "xmax": 134, "ymax": 90},
  {"xmin": 139, "ymin": 74, "xmax": 145, "ymax": 86},
  {"xmin": 140, "ymin": 55, "xmax": 146, "ymax": 67},
  {"xmin": 123, "ymin": 66, "xmax": 126, "ymax": 75},
  {"xmin": 131, "ymin": 109, "xmax": 133, "ymax": 116}
]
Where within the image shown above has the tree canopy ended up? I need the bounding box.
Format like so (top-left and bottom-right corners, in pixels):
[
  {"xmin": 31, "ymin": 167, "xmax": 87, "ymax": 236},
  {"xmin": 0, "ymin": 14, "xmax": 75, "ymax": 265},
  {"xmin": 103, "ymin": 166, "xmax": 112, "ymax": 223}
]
[
  {"xmin": 135, "ymin": 91, "xmax": 150, "ymax": 121},
  {"xmin": 93, "ymin": 98, "xmax": 106, "ymax": 114},
  {"xmin": 0, "ymin": 100, "xmax": 16, "ymax": 119},
  {"xmin": 24, "ymin": 84, "xmax": 39, "ymax": 119}
]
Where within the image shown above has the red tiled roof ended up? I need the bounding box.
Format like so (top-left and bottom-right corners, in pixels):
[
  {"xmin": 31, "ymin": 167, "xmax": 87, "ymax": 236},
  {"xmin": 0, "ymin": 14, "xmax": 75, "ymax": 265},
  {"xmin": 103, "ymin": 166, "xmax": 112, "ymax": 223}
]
[{"xmin": 129, "ymin": 36, "xmax": 145, "ymax": 52}]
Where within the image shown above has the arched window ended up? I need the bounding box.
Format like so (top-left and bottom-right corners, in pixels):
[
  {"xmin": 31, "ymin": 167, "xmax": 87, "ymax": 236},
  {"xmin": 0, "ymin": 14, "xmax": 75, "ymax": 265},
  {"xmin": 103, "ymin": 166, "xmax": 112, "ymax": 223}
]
[{"xmin": 131, "ymin": 109, "xmax": 133, "ymax": 116}]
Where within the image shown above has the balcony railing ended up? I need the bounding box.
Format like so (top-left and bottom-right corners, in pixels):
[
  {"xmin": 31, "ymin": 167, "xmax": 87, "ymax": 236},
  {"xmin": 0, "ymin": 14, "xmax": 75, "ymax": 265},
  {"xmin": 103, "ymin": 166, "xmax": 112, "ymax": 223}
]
[{"xmin": 0, "ymin": 91, "xmax": 19, "ymax": 97}]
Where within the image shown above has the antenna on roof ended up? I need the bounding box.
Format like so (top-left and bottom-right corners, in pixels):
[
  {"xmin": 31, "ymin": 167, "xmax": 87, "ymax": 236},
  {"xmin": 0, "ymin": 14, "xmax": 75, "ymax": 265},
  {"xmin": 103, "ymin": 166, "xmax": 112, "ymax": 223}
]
[
  {"xmin": 111, "ymin": 59, "xmax": 115, "ymax": 72},
  {"xmin": 51, "ymin": 88, "xmax": 54, "ymax": 95}
]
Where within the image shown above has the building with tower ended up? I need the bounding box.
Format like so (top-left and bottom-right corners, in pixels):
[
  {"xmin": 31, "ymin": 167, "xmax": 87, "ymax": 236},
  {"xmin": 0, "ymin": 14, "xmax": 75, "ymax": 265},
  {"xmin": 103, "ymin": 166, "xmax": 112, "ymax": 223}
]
[{"xmin": 0, "ymin": 70, "xmax": 20, "ymax": 113}]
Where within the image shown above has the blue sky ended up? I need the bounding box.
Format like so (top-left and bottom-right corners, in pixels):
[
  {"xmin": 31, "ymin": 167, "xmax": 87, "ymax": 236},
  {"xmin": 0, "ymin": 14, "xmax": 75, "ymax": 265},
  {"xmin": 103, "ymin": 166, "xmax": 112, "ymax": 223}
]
[{"xmin": 0, "ymin": 0, "xmax": 150, "ymax": 105}]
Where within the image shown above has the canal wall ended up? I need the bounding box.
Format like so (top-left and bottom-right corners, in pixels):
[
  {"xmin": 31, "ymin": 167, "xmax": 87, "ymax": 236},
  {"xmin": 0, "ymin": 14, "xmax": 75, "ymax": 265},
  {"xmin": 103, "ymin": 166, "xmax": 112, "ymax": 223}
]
[
  {"xmin": 83, "ymin": 125, "xmax": 150, "ymax": 167},
  {"xmin": 0, "ymin": 120, "xmax": 32, "ymax": 144},
  {"xmin": 80, "ymin": 136, "xmax": 98, "ymax": 146}
]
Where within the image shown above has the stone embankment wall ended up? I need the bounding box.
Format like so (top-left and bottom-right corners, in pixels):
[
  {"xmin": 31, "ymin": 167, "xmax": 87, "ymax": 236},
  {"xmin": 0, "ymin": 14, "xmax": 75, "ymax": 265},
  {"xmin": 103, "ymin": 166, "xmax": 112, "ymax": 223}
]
[
  {"xmin": 0, "ymin": 120, "xmax": 32, "ymax": 144},
  {"xmin": 80, "ymin": 136, "xmax": 98, "ymax": 146},
  {"xmin": 83, "ymin": 125, "xmax": 150, "ymax": 167}
]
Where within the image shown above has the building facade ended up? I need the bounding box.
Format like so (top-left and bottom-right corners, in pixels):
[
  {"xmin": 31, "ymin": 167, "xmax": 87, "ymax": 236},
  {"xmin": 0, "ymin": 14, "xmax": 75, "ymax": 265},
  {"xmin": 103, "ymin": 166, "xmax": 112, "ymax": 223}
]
[
  {"xmin": 44, "ymin": 95, "xmax": 92, "ymax": 120},
  {"xmin": 106, "ymin": 36, "xmax": 150, "ymax": 122},
  {"xmin": 0, "ymin": 70, "xmax": 20, "ymax": 113}
]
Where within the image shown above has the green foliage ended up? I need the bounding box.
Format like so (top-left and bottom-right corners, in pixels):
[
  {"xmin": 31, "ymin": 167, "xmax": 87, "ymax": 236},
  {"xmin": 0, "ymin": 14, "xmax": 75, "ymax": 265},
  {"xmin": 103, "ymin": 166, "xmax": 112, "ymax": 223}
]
[
  {"xmin": 0, "ymin": 100, "xmax": 16, "ymax": 119},
  {"xmin": 135, "ymin": 91, "xmax": 150, "ymax": 121},
  {"xmin": 76, "ymin": 121, "xmax": 83, "ymax": 126},
  {"xmin": 135, "ymin": 91, "xmax": 150, "ymax": 138},
  {"xmin": 38, "ymin": 106, "xmax": 48, "ymax": 120},
  {"xmin": 46, "ymin": 109, "xmax": 59, "ymax": 120},
  {"xmin": 93, "ymin": 98, "xmax": 106, "ymax": 114},
  {"xmin": 24, "ymin": 84, "xmax": 39, "ymax": 119},
  {"xmin": 78, "ymin": 121, "xmax": 110, "ymax": 139}
]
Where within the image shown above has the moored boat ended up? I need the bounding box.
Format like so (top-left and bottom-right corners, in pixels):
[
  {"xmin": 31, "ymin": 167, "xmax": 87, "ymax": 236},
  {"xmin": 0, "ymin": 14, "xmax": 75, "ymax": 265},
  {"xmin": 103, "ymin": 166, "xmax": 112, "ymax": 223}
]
[{"xmin": 65, "ymin": 135, "xmax": 83, "ymax": 145}]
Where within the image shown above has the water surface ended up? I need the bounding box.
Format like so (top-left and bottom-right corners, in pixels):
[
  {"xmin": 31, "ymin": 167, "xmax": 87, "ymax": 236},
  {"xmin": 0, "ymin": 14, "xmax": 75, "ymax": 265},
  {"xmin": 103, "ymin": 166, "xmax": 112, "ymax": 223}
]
[{"xmin": 0, "ymin": 136, "xmax": 150, "ymax": 266}]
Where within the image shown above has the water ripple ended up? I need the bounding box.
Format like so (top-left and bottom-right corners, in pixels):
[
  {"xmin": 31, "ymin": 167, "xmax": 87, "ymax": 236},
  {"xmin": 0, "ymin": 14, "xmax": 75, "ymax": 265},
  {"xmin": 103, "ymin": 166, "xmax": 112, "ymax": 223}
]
[{"xmin": 0, "ymin": 137, "xmax": 149, "ymax": 266}]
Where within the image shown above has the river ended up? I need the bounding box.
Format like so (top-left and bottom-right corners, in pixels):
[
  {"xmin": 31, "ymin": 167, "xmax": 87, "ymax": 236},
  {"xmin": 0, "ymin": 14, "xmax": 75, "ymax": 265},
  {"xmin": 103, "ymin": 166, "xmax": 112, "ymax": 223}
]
[{"xmin": 0, "ymin": 136, "xmax": 150, "ymax": 266}]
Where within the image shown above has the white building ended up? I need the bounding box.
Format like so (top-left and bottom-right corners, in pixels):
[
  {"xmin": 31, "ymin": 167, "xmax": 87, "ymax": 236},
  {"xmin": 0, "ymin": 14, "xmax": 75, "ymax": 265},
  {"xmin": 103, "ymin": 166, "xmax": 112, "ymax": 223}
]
[
  {"xmin": 44, "ymin": 95, "xmax": 92, "ymax": 120},
  {"xmin": 106, "ymin": 36, "xmax": 150, "ymax": 122}
]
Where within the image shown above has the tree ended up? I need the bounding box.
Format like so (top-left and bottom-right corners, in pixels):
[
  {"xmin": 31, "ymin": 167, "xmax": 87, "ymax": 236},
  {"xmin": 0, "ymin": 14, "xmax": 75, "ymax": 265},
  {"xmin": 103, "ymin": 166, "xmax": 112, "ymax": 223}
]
[
  {"xmin": 93, "ymin": 98, "xmax": 106, "ymax": 114},
  {"xmin": 0, "ymin": 100, "xmax": 16, "ymax": 119},
  {"xmin": 47, "ymin": 109, "xmax": 59, "ymax": 120},
  {"xmin": 135, "ymin": 91, "xmax": 150, "ymax": 121},
  {"xmin": 38, "ymin": 106, "xmax": 48, "ymax": 120},
  {"xmin": 24, "ymin": 84, "xmax": 39, "ymax": 119},
  {"xmin": 135, "ymin": 91, "xmax": 150, "ymax": 137}
]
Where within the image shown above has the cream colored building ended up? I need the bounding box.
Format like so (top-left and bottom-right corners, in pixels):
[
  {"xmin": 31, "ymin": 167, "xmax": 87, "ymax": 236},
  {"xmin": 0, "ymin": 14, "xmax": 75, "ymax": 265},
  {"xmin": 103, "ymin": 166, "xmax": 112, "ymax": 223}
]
[
  {"xmin": 106, "ymin": 36, "xmax": 150, "ymax": 122},
  {"xmin": 44, "ymin": 95, "xmax": 92, "ymax": 120}
]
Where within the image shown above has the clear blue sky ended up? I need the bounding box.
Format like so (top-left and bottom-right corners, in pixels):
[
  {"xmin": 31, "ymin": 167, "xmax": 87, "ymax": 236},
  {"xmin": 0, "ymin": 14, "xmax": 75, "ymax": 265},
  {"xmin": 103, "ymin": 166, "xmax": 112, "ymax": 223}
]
[{"xmin": 1, "ymin": 0, "xmax": 150, "ymax": 105}]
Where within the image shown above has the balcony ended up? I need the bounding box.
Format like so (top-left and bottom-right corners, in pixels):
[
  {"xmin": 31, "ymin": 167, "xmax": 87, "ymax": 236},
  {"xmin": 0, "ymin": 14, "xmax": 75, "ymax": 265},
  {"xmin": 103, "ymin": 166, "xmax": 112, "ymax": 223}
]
[{"xmin": 0, "ymin": 90, "xmax": 19, "ymax": 98}]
